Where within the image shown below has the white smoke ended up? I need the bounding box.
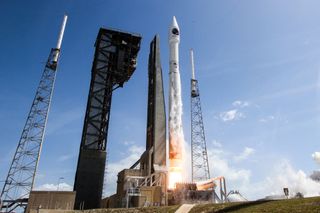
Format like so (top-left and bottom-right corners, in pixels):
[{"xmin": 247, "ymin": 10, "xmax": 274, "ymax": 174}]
[
  {"xmin": 249, "ymin": 160, "xmax": 320, "ymax": 199},
  {"xmin": 169, "ymin": 69, "xmax": 185, "ymax": 157},
  {"xmin": 168, "ymin": 52, "xmax": 186, "ymax": 184},
  {"xmin": 310, "ymin": 171, "xmax": 320, "ymax": 182},
  {"xmin": 205, "ymin": 144, "xmax": 320, "ymax": 199}
]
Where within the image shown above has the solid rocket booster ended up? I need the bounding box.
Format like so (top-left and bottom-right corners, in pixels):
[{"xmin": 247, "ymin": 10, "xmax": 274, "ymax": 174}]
[{"xmin": 169, "ymin": 16, "xmax": 183, "ymax": 163}]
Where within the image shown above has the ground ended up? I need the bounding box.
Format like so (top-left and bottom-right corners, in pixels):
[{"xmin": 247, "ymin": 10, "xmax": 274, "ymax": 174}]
[
  {"xmin": 37, "ymin": 197, "xmax": 320, "ymax": 213},
  {"xmin": 189, "ymin": 196, "xmax": 320, "ymax": 213}
]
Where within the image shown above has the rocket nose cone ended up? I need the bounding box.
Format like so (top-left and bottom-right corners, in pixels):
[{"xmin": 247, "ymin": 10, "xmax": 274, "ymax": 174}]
[
  {"xmin": 172, "ymin": 16, "xmax": 179, "ymax": 29},
  {"xmin": 170, "ymin": 16, "xmax": 180, "ymax": 40}
]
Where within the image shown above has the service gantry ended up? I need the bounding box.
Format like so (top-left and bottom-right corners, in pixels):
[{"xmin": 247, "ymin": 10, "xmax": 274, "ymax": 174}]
[{"xmin": 73, "ymin": 28, "xmax": 141, "ymax": 210}]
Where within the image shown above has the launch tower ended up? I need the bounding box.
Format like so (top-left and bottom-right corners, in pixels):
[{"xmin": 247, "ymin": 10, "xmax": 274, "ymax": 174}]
[
  {"xmin": 0, "ymin": 15, "xmax": 68, "ymax": 213},
  {"xmin": 190, "ymin": 49, "xmax": 210, "ymax": 182},
  {"xmin": 102, "ymin": 35, "xmax": 167, "ymax": 209},
  {"xmin": 73, "ymin": 28, "xmax": 141, "ymax": 210}
]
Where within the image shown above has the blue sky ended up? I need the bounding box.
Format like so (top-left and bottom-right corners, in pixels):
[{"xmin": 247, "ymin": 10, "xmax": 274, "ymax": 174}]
[{"xmin": 1, "ymin": 0, "xmax": 320, "ymax": 200}]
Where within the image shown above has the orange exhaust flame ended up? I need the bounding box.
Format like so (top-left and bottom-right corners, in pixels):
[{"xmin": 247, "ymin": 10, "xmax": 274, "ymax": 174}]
[{"xmin": 168, "ymin": 159, "xmax": 183, "ymax": 189}]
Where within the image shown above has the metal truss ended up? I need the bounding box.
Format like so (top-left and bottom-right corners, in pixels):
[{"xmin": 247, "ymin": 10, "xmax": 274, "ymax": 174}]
[
  {"xmin": 0, "ymin": 48, "xmax": 60, "ymax": 212},
  {"xmin": 191, "ymin": 79, "xmax": 211, "ymax": 182},
  {"xmin": 79, "ymin": 29, "xmax": 142, "ymax": 151},
  {"xmin": 73, "ymin": 28, "xmax": 141, "ymax": 209}
]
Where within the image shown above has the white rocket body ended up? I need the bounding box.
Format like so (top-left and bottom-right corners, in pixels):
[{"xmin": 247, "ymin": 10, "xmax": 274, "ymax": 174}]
[{"xmin": 168, "ymin": 16, "xmax": 184, "ymax": 177}]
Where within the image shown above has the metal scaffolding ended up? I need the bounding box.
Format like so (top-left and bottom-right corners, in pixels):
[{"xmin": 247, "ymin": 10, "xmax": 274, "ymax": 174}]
[
  {"xmin": 0, "ymin": 15, "xmax": 68, "ymax": 213},
  {"xmin": 190, "ymin": 49, "xmax": 210, "ymax": 182},
  {"xmin": 73, "ymin": 28, "xmax": 141, "ymax": 210}
]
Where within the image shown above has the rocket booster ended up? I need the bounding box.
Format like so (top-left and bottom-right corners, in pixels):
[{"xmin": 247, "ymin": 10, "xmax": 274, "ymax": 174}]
[{"xmin": 169, "ymin": 16, "xmax": 183, "ymax": 162}]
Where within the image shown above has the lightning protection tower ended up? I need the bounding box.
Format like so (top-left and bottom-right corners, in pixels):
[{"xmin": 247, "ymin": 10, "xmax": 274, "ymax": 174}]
[
  {"xmin": 0, "ymin": 15, "xmax": 68, "ymax": 213},
  {"xmin": 190, "ymin": 49, "xmax": 210, "ymax": 182}
]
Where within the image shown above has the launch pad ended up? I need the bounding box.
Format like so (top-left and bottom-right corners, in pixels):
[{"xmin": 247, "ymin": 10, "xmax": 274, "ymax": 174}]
[
  {"xmin": 1, "ymin": 15, "xmax": 229, "ymax": 213},
  {"xmin": 101, "ymin": 31, "xmax": 228, "ymax": 208}
]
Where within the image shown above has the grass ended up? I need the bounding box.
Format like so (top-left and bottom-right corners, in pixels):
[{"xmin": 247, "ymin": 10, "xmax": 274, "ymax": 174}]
[
  {"xmin": 189, "ymin": 196, "xmax": 320, "ymax": 213},
  {"xmin": 37, "ymin": 197, "xmax": 320, "ymax": 213},
  {"xmin": 53, "ymin": 205, "xmax": 180, "ymax": 213}
]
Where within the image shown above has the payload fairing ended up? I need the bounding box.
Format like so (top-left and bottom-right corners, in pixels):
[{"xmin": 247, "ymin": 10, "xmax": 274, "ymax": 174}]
[{"xmin": 168, "ymin": 16, "xmax": 184, "ymax": 188}]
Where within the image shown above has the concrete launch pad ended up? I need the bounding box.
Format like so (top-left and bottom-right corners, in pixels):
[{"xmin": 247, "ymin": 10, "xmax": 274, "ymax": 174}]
[{"xmin": 26, "ymin": 191, "xmax": 75, "ymax": 213}]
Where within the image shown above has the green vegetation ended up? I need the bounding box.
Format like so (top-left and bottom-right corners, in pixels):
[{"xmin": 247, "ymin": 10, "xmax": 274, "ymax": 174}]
[
  {"xmin": 43, "ymin": 197, "xmax": 320, "ymax": 213},
  {"xmin": 189, "ymin": 197, "xmax": 320, "ymax": 213},
  {"xmin": 61, "ymin": 205, "xmax": 180, "ymax": 213}
]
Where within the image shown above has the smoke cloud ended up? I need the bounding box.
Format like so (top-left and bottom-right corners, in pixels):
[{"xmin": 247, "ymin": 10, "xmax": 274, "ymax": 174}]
[
  {"xmin": 248, "ymin": 160, "xmax": 320, "ymax": 199},
  {"xmin": 310, "ymin": 171, "xmax": 320, "ymax": 182}
]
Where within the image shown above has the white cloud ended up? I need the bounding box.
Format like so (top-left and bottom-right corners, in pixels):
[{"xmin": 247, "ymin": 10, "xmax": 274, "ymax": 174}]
[
  {"xmin": 204, "ymin": 148, "xmax": 252, "ymax": 202},
  {"xmin": 234, "ymin": 147, "xmax": 255, "ymax": 162},
  {"xmin": 220, "ymin": 109, "xmax": 245, "ymax": 122},
  {"xmin": 35, "ymin": 182, "xmax": 73, "ymax": 191},
  {"xmin": 104, "ymin": 145, "xmax": 144, "ymax": 196},
  {"xmin": 123, "ymin": 141, "xmax": 135, "ymax": 146},
  {"xmin": 58, "ymin": 154, "xmax": 73, "ymax": 162},
  {"xmin": 312, "ymin": 152, "xmax": 320, "ymax": 165},
  {"xmin": 218, "ymin": 100, "xmax": 252, "ymax": 122},
  {"xmin": 232, "ymin": 100, "xmax": 250, "ymax": 108},
  {"xmin": 211, "ymin": 140, "xmax": 222, "ymax": 148},
  {"xmin": 259, "ymin": 115, "xmax": 275, "ymax": 123}
]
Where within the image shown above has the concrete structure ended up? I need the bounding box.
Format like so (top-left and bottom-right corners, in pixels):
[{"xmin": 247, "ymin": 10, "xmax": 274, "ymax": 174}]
[
  {"xmin": 167, "ymin": 177, "xmax": 228, "ymax": 205},
  {"xmin": 101, "ymin": 185, "xmax": 162, "ymax": 208},
  {"xmin": 175, "ymin": 204, "xmax": 195, "ymax": 213},
  {"xmin": 73, "ymin": 28, "xmax": 141, "ymax": 210},
  {"xmin": 26, "ymin": 191, "xmax": 75, "ymax": 213},
  {"xmin": 168, "ymin": 183, "xmax": 214, "ymax": 205}
]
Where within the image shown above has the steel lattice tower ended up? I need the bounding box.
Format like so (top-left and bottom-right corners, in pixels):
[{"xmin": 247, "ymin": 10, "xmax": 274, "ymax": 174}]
[
  {"xmin": 0, "ymin": 15, "xmax": 67, "ymax": 213},
  {"xmin": 190, "ymin": 49, "xmax": 210, "ymax": 182}
]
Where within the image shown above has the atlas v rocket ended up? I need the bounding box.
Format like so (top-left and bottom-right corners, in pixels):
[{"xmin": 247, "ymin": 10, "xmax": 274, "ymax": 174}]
[{"xmin": 169, "ymin": 16, "xmax": 184, "ymax": 186}]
